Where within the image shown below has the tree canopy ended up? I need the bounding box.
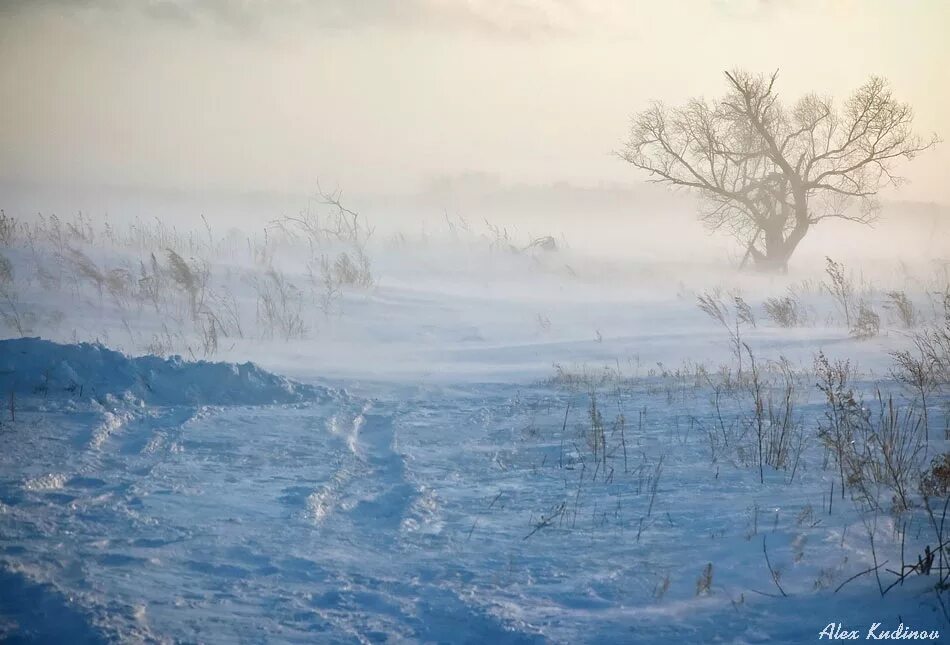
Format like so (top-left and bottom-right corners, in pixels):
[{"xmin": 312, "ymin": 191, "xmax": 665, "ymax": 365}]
[{"xmin": 620, "ymin": 70, "xmax": 938, "ymax": 271}]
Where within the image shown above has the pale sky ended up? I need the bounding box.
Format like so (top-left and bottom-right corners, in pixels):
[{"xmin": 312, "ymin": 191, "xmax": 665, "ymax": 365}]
[{"xmin": 1, "ymin": 0, "xmax": 948, "ymax": 203}]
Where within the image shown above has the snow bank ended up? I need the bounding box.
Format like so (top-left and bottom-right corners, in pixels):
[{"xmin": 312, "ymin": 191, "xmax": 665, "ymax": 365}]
[{"xmin": 0, "ymin": 338, "xmax": 325, "ymax": 406}]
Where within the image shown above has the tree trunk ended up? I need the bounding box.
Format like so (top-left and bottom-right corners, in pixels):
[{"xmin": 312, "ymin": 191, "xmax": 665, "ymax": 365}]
[
  {"xmin": 750, "ymin": 223, "xmax": 792, "ymax": 272},
  {"xmin": 749, "ymin": 196, "xmax": 810, "ymax": 272}
]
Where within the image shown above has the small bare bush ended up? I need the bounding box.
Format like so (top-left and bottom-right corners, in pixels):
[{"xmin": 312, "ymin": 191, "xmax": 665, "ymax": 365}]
[
  {"xmin": 0, "ymin": 210, "xmax": 16, "ymax": 246},
  {"xmin": 105, "ymin": 267, "xmax": 135, "ymax": 307},
  {"xmin": 0, "ymin": 296, "xmax": 35, "ymax": 336},
  {"xmin": 144, "ymin": 324, "xmax": 181, "ymax": 357},
  {"xmin": 891, "ymin": 344, "xmax": 938, "ymax": 440},
  {"xmin": 885, "ymin": 290, "xmax": 918, "ymax": 329},
  {"xmin": 698, "ymin": 289, "xmax": 750, "ymax": 373},
  {"xmin": 744, "ymin": 349, "xmax": 806, "ymax": 483},
  {"xmin": 816, "ymin": 352, "xmax": 864, "ymax": 498},
  {"xmin": 824, "ymin": 257, "xmax": 855, "ymax": 327},
  {"xmin": 697, "ymin": 289, "xmax": 728, "ymax": 326},
  {"xmin": 914, "ymin": 291, "xmax": 950, "ymax": 386},
  {"xmin": 136, "ymin": 253, "xmax": 166, "ymax": 313},
  {"xmin": 65, "ymin": 247, "xmax": 106, "ymax": 298},
  {"xmin": 734, "ymin": 295, "xmax": 756, "ymax": 327},
  {"xmin": 305, "ymin": 247, "xmax": 374, "ymax": 317},
  {"xmin": 764, "ymin": 358, "xmax": 806, "ymax": 476},
  {"xmin": 763, "ymin": 292, "xmax": 807, "ymax": 327},
  {"xmin": 920, "ymin": 453, "xmax": 950, "ymax": 498},
  {"xmin": 817, "ymin": 352, "xmax": 925, "ymax": 513},
  {"xmin": 332, "ymin": 250, "xmax": 374, "ymax": 288},
  {"xmin": 308, "ymin": 256, "xmax": 342, "ymax": 316},
  {"xmin": 0, "ymin": 254, "xmax": 37, "ymax": 336},
  {"xmin": 850, "ymin": 300, "xmax": 880, "ymax": 339},
  {"xmin": 852, "ymin": 394, "xmax": 925, "ymax": 513},
  {"xmin": 253, "ymin": 268, "xmax": 307, "ymax": 341},
  {"xmin": 207, "ymin": 287, "xmax": 243, "ymax": 339},
  {"xmin": 198, "ymin": 312, "xmax": 219, "ymax": 357},
  {"xmin": 0, "ymin": 253, "xmax": 12, "ymax": 286},
  {"xmin": 165, "ymin": 249, "xmax": 209, "ymax": 321}
]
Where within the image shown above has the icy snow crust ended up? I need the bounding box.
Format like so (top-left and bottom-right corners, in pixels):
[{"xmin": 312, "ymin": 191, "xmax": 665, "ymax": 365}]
[{"xmin": 0, "ymin": 338, "xmax": 945, "ymax": 643}]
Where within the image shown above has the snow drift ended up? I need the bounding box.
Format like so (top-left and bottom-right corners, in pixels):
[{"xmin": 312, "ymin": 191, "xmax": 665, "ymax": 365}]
[{"xmin": 0, "ymin": 337, "xmax": 327, "ymax": 407}]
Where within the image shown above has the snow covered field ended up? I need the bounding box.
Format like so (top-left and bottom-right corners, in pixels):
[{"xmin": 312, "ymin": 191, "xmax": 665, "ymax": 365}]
[{"xmin": 1, "ymin": 209, "xmax": 949, "ymax": 642}]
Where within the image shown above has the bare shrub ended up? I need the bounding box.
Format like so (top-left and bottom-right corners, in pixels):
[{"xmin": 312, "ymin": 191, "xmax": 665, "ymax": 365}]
[
  {"xmin": 0, "ymin": 281, "xmax": 34, "ymax": 336},
  {"xmin": 920, "ymin": 454, "xmax": 950, "ymax": 498},
  {"xmin": 734, "ymin": 295, "xmax": 756, "ymax": 327},
  {"xmin": 524, "ymin": 235, "xmax": 558, "ymax": 253},
  {"xmin": 586, "ymin": 390, "xmax": 607, "ymax": 471},
  {"xmin": 332, "ymin": 250, "xmax": 374, "ymax": 288},
  {"xmin": 0, "ymin": 210, "xmax": 16, "ymax": 246},
  {"xmin": 697, "ymin": 289, "xmax": 729, "ymax": 326},
  {"xmin": 891, "ymin": 344, "xmax": 938, "ymax": 441},
  {"xmin": 815, "ymin": 351, "xmax": 865, "ymax": 499},
  {"xmin": 64, "ymin": 247, "xmax": 106, "ymax": 298},
  {"xmin": 697, "ymin": 289, "xmax": 749, "ymax": 373},
  {"xmin": 484, "ymin": 219, "xmax": 516, "ymax": 252},
  {"xmin": 914, "ymin": 291, "xmax": 950, "ymax": 386},
  {"xmin": 165, "ymin": 249, "xmax": 209, "ymax": 321},
  {"xmin": 885, "ymin": 290, "xmax": 918, "ymax": 329},
  {"xmin": 850, "ymin": 300, "xmax": 880, "ymax": 339},
  {"xmin": 32, "ymin": 213, "xmax": 68, "ymax": 254},
  {"xmin": 271, "ymin": 185, "xmax": 376, "ymax": 292},
  {"xmin": 763, "ymin": 292, "xmax": 807, "ymax": 327},
  {"xmin": 105, "ymin": 267, "xmax": 135, "ymax": 307},
  {"xmin": 136, "ymin": 253, "xmax": 166, "ymax": 313},
  {"xmin": 65, "ymin": 211, "xmax": 95, "ymax": 245},
  {"xmin": 207, "ymin": 287, "xmax": 243, "ymax": 339},
  {"xmin": 198, "ymin": 312, "xmax": 219, "ymax": 357},
  {"xmin": 764, "ymin": 358, "xmax": 806, "ymax": 477},
  {"xmin": 144, "ymin": 324, "xmax": 181, "ymax": 357},
  {"xmin": 824, "ymin": 257, "xmax": 855, "ymax": 327},
  {"xmin": 579, "ymin": 387, "xmax": 633, "ymax": 482},
  {"xmin": 0, "ymin": 254, "xmax": 37, "ymax": 336},
  {"xmin": 817, "ymin": 352, "xmax": 925, "ymax": 512},
  {"xmin": 252, "ymin": 268, "xmax": 307, "ymax": 341},
  {"xmin": 308, "ymin": 256, "xmax": 342, "ymax": 316},
  {"xmin": 854, "ymin": 394, "xmax": 925, "ymax": 513},
  {"xmin": 746, "ymin": 348, "xmax": 768, "ymax": 484},
  {"xmin": 0, "ymin": 253, "xmax": 12, "ymax": 286},
  {"xmin": 744, "ymin": 349, "xmax": 806, "ymax": 483}
]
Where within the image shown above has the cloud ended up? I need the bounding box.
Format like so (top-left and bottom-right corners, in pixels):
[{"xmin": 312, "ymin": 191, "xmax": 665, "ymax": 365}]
[{"xmin": 1, "ymin": 0, "xmax": 593, "ymax": 37}]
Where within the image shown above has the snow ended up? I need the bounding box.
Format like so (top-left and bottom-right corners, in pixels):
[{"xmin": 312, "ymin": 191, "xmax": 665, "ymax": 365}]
[
  {"xmin": 0, "ymin": 209, "xmax": 948, "ymax": 642},
  {"xmin": 0, "ymin": 337, "xmax": 325, "ymax": 407}
]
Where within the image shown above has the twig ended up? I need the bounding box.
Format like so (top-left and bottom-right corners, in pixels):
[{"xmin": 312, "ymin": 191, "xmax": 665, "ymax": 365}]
[
  {"xmin": 523, "ymin": 502, "xmax": 566, "ymax": 541},
  {"xmin": 763, "ymin": 536, "xmax": 787, "ymax": 597},
  {"xmin": 835, "ymin": 560, "xmax": 889, "ymax": 593}
]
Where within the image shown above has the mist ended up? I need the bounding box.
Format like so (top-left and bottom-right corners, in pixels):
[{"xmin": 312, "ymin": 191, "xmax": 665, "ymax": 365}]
[
  {"xmin": 2, "ymin": 1, "xmax": 949, "ymax": 202},
  {"xmin": 1, "ymin": 2, "xmax": 950, "ymax": 642}
]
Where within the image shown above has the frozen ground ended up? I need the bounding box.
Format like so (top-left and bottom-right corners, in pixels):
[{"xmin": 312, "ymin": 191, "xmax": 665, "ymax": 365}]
[
  {"xmin": 1, "ymin": 338, "xmax": 947, "ymax": 643},
  {"xmin": 0, "ymin": 209, "xmax": 949, "ymax": 642}
]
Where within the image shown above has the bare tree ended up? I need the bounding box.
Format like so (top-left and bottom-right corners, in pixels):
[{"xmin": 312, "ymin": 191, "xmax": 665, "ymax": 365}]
[{"xmin": 620, "ymin": 70, "xmax": 938, "ymax": 271}]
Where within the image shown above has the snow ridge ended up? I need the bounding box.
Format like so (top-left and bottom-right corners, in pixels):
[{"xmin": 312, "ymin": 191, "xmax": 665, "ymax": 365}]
[{"xmin": 0, "ymin": 337, "xmax": 329, "ymax": 407}]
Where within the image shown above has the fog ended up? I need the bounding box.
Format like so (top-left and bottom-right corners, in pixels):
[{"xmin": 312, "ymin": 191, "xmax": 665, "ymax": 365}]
[
  {"xmin": 5, "ymin": 4, "xmax": 950, "ymax": 641},
  {"xmin": 1, "ymin": 1, "xmax": 948, "ymax": 237},
  {"xmin": 0, "ymin": 0, "xmax": 948, "ymax": 333}
]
